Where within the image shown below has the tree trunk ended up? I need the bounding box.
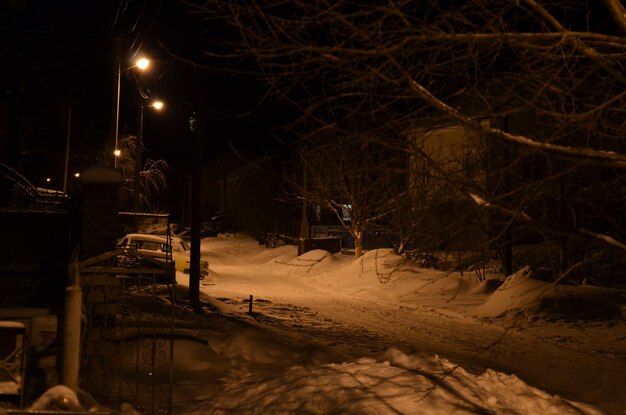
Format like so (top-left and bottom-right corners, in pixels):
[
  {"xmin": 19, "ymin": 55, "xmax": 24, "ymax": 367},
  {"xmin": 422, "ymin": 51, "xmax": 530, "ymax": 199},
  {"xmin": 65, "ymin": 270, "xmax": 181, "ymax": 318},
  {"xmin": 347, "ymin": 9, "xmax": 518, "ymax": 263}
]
[{"xmin": 354, "ymin": 229, "xmax": 363, "ymax": 258}]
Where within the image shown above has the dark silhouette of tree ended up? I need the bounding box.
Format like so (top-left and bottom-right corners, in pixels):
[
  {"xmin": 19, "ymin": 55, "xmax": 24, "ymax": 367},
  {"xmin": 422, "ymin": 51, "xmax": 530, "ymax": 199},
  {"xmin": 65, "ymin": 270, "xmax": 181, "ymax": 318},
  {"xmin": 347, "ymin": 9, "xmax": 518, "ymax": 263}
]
[
  {"xmin": 297, "ymin": 126, "xmax": 405, "ymax": 257},
  {"xmin": 117, "ymin": 135, "xmax": 170, "ymax": 213},
  {"xmin": 179, "ymin": 0, "xmax": 626, "ymax": 280}
]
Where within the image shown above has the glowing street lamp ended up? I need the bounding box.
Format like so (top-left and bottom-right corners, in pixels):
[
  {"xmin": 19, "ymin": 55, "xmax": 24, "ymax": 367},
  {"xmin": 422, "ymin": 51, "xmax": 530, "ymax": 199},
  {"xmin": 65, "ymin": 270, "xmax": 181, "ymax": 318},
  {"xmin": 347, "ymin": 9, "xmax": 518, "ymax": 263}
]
[
  {"xmin": 113, "ymin": 54, "xmax": 151, "ymax": 167},
  {"xmin": 135, "ymin": 57, "xmax": 150, "ymax": 71},
  {"xmin": 133, "ymin": 99, "xmax": 164, "ymax": 211}
]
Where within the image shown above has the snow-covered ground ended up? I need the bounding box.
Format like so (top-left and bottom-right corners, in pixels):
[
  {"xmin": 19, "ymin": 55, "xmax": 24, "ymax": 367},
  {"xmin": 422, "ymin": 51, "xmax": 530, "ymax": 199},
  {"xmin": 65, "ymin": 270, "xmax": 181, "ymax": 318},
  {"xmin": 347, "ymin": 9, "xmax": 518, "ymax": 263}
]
[
  {"xmin": 18, "ymin": 232, "xmax": 626, "ymax": 414},
  {"xmin": 162, "ymin": 232, "xmax": 625, "ymax": 415}
]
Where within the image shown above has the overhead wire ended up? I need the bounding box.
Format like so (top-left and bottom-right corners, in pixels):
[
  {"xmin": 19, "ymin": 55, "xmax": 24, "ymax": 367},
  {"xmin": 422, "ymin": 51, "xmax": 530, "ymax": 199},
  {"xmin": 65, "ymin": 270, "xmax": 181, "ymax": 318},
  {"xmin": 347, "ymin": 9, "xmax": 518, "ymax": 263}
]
[
  {"xmin": 128, "ymin": 0, "xmax": 148, "ymax": 53},
  {"xmin": 128, "ymin": 0, "xmax": 165, "ymax": 57},
  {"xmin": 125, "ymin": 0, "xmax": 170, "ymax": 102},
  {"xmin": 111, "ymin": 0, "xmax": 131, "ymax": 36}
]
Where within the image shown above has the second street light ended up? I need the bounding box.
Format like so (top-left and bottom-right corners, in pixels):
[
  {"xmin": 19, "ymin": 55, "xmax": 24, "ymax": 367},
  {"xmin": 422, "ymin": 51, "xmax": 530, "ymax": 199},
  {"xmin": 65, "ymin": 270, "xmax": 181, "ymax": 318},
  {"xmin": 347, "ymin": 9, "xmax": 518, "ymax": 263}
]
[{"xmin": 133, "ymin": 99, "xmax": 164, "ymax": 212}]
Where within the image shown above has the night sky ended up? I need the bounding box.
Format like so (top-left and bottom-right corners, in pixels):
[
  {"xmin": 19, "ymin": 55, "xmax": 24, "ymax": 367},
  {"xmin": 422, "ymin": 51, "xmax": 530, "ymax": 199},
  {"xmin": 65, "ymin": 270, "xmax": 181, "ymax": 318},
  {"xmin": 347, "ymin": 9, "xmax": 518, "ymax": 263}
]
[{"xmin": 0, "ymin": 0, "xmax": 288, "ymax": 193}]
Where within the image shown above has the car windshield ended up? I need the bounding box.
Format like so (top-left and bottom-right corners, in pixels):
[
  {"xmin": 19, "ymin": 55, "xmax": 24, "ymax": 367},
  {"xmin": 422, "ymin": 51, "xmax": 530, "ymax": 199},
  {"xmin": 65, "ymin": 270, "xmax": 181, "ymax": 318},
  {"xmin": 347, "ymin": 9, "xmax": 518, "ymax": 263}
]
[
  {"xmin": 173, "ymin": 239, "xmax": 189, "ymax": 252},
  {"xmin": 137, "ymin": 241, "xmax": 160, "ymax": 251},
  {"xmin": 126, "ymin": 237, "xmax": 170, "ymax": 252}
]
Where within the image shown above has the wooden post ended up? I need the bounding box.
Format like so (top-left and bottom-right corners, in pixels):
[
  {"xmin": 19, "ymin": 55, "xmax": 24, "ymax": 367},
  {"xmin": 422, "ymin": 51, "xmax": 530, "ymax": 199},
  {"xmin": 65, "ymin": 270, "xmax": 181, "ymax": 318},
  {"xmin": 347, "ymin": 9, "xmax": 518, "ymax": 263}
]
[{"xmin": 248, "ymin": 295, "xmax": 253, "ymax": 314}]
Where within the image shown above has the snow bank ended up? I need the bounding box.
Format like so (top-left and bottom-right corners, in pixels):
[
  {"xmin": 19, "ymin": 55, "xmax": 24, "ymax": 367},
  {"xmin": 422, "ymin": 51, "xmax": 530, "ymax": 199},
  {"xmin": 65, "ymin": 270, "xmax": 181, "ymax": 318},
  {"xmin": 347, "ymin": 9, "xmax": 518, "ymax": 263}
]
[
  {"xmin": 29, "ymin": 385, "xmax": 82, "ymax": 411},
  {"xmin": 0, "ymin": 381, "xmax": 20, "ymax": 395},
  {"xmin": 469, "ymin": 278, "xmax": 504, "ymax": 295},
  {"xmin": 336, "ymin": 249, "xmax": 416, "ymax": 288},
  {"xmin": 29, "ymin": 385, "xmax": 137, "ymax": 413},
  {"xmin": 474, "ymin": 266, "xmax": 625, "ymax": 320},
  {"xmin": 192, "ymin": 348, "xmax": 603, "ymax": 415},
  {"xmin": 326, "ymin": 249, "xmax": 474, "ymax": 304},
  {"xmin": 208, "ymin": 326, "xmax": 303, "ymax": 365}
]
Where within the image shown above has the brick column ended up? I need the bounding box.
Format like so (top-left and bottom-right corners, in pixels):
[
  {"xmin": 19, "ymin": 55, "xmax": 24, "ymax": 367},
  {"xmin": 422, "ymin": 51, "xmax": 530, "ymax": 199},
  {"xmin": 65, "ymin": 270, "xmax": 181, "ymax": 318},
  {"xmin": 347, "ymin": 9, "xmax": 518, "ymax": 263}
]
[{"xmin": 75, "ymin": 166, "xmax": 123, "ymax": 261}]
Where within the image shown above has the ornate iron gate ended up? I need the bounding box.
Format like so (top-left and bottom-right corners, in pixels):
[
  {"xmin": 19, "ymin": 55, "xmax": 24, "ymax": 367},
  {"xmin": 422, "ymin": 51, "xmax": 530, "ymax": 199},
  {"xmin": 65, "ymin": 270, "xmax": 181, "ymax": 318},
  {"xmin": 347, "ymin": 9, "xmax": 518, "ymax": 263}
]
[{"xmin": 79, "ymin": 245, "xmax": 176, "ymax": 414}]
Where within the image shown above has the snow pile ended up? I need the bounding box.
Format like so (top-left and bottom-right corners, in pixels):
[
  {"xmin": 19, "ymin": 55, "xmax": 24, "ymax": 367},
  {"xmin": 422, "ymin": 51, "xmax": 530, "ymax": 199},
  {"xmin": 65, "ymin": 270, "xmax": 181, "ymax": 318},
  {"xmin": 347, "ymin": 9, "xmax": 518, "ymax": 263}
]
[
  {"xmin": 245, "ymin": 244, "xmax": 295, "ymax": 265},
  {"xmin": 189, "ymin": 347, "xmax": 602, "ymax": 415},
  {"xmin": 313, "ymin": 249, "xmax": 473, "ymax": 305},
  {"xmin": 0, "ymin": 381, "xmax": 20, "ymax": 395},
  {"xmin": 29, "ymin": 385, "xmax": 82, "ymax": 411},
  {"xmin": 266, "ymin": 248, "xmax": 345, "ymax": 275},
  {"xmin": 474, "ymin": 266, "xmax": 625, "ymax": 320},
  {"xmin": 208, "ymin": 326, "xmax": 302, "ymax": 365},
  {"xmin": 28, "ymin": 385, "xmax": 141, "ymax": 414},
  {"xmin": 342, "ymin": 248, "xmax": 412, "ymax": 283},
  {"xmin": 469, "ymin": 277, "xmax": 504, "ymax": 295}
]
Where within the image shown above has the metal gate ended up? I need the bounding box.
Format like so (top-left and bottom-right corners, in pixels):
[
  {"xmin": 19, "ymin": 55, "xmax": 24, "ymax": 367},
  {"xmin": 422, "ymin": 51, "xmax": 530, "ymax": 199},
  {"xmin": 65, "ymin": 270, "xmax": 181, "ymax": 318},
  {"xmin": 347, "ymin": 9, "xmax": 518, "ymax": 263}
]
[{"xmin": 79, "ymin": 243, "xmax": 176, "ymax": 414}]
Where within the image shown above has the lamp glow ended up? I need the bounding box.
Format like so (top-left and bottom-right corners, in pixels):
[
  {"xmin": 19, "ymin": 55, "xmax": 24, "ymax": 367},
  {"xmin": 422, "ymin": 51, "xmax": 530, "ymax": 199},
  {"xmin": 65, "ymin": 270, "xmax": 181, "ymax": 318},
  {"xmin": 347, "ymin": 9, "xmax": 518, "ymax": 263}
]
[{"xmin": 136, "ymin": 57, "xmax": 150, "ymax": 70}]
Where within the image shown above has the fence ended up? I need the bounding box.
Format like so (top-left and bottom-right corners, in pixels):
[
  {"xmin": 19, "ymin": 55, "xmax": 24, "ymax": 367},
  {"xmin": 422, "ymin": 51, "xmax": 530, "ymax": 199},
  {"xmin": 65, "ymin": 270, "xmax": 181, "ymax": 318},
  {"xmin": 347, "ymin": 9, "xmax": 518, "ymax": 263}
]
[
  {"xmin": 585, "ymin": 250, "xmax": 626, "ymax": 288},
  {"xmin": 79, "ymin": 213, "xmax": 176, "ymax": 414}
]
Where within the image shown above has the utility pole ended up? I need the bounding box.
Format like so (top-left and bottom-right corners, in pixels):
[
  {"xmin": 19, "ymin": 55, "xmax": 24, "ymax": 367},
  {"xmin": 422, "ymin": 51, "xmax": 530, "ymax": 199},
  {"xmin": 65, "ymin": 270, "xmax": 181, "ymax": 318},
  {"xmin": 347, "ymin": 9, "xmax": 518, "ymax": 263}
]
[
  {"xmin": 63, "ymin": 104, "xmax": 72, "ymax": 193},
  {"xmin": 299, "ymin": 159, "xmax": 309, "ymax": 255},
  {"xmin": 189, "ymin": 66, "xmax": 204, "ymax": 308},
  {"xmin": 110, "ymin": 38, "xmax": 121, "ymax": 167},
  {"xmin": 300, "ymin": 161, "xmax": 309, "ymax": 239}
]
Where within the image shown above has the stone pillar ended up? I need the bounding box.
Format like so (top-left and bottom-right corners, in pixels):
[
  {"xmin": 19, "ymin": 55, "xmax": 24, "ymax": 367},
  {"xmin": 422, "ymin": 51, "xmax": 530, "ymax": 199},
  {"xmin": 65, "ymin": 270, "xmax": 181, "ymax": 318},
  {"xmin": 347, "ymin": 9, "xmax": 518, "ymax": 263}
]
[{"xmin": 75, "ymin": 165, "xmax": 123, "ymax": 261}]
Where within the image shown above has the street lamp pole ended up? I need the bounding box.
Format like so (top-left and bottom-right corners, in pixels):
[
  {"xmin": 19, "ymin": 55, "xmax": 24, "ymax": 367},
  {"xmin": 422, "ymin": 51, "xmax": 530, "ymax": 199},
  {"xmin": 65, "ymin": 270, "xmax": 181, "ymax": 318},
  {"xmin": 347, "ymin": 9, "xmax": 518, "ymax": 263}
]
[
  {"xmin": 113, "ymin": 53, "xmax": 121, "ymax": 168},
  {"xmin": 111, "ymin": 51, "xmax": 151, "ymax": 168},
  {"xmin": 133, "ymin": 103, "xmax": 144, "ymax": 211},
  {"xmin": 133, "ymin": 100, "xmax": 163, "ymax": 212}
]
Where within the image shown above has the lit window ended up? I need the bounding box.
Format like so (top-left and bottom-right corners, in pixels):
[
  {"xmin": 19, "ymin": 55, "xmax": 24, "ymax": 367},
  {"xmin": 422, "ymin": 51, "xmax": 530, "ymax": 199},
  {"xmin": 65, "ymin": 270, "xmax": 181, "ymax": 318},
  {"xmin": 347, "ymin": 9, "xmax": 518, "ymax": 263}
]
[{"xmin": 341, "ymin": 204, "xmax": 351, "ymax": 221}]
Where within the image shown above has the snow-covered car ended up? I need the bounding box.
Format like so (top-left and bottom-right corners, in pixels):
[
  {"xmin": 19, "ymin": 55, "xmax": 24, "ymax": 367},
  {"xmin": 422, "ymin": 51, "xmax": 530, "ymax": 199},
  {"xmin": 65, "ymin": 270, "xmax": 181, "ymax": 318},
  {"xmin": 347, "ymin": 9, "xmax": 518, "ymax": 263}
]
[{"xmin": 118, "ymin": 233, "xmax": 209, "ymax": 278}]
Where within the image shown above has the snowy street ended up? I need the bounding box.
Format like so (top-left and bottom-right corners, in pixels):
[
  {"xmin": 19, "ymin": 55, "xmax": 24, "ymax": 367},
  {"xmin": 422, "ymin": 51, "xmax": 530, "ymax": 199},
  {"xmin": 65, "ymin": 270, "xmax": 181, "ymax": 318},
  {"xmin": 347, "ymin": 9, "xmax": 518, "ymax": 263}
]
[
  {"xmin": 251, "ymin": 294, "xmax": 626, "ymax": 414},
  {"xmin": 165, "ymin": 233, "xmax": 626, "ymax": 414}
]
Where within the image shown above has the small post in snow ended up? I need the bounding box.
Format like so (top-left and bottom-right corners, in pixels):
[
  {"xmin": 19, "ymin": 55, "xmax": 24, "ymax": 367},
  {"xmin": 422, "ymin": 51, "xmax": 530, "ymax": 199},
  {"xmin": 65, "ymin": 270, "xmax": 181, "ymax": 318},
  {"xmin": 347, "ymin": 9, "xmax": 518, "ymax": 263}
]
[{"xmin": 248, "ymin": 295, "xmax": 253, "ymax": 314}]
